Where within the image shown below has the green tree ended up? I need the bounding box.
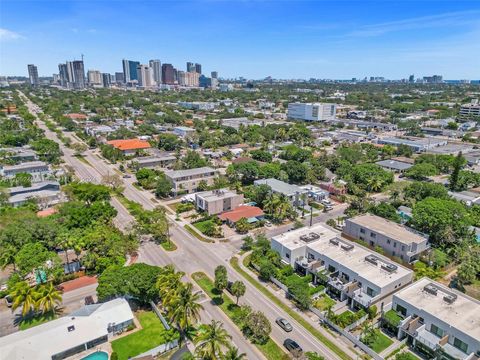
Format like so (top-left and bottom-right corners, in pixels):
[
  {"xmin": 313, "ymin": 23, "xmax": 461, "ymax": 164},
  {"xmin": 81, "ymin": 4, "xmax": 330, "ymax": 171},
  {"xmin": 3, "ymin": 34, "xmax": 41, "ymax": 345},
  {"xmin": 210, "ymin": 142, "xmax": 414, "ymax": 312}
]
[
  {"xmin": 405, "ymin": 163, "xmax": 438, "ymax": 180},
  {"xmin": 10, "ymin": 281, "xmax": 38, "ymax": 316},
  {"xmin": 258, "ymin": 260, "xmax": 276, "ymax": 281},
  {"xmin": 450, "ymin": 152, "xmax": 466, "ymax": 191},
  {"xmin": 35, "ymin": 282, "xmax": 62, "ymax": 314},
  {"xmin": 223, "ymin": 345, "xmax": 247, "ymax": 360},
  {"xmin": 244, "ymin": 310, "xmax": 271, "ymax": 344},
  {"xmin": 169, "ymin": 283, "xmax": 204, "ymax": 341},
  {"xmin": 155, "ymin": 173, "xmax": 172, "ymax": 198},
  {"xmin": 15, "ymin": 243, "xmax": 59, "ymax": 277},
  {"xmin": 194, "ymin": 320, "xmax": 232, "ymax": 360},
  {"xmin": 235, "ymin": 217, "xmax": 251, "ymax": 234},
  {"xmin": 64, "ymin": 182, "xmax": 111, "ymax": 204},
  {"xmin": 214, "ymin": 265, "xmax": 228, "ymax": 291},
  {"xmin": 231, "ymin": 281, "xmax": 246, "ymax": 305},
  {"xmin": 30, "ymin": 138, "xmax": 61, "ymax": 163}
]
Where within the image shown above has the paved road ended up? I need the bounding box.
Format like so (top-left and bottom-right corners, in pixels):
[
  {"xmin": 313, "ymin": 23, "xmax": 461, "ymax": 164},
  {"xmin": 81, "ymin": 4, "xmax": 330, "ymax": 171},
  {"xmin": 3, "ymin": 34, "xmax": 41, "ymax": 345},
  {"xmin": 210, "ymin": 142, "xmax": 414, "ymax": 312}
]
[{"xmin": 20, "ymin": 91, "xmax": 357, "ymax": 360}]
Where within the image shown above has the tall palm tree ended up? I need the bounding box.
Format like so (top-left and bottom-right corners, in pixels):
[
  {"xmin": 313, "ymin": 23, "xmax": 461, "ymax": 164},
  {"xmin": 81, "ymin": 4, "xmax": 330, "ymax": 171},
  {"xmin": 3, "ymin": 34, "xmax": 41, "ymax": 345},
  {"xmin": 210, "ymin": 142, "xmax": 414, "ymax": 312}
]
[
  {"xmin": 157, "ymin": 265, "xmax": 185, "ymax": 307},
  {"xmin": 194, "ymin": 320, "xmax": 232, "ymax": 360},
  {"xmin": 223, "ymin": 345, "xmax": 246, "ymax": 360},
  {"xmin": 169, "ymin": 283, "xmax": 204, "ymax": 340},
  {"xmin": 36, "ymin": 282, "xmax": 62, "ymax": 314},
  {"xmin": 10, "ymin": 281, "xmax": 38, "ymax": 316}
]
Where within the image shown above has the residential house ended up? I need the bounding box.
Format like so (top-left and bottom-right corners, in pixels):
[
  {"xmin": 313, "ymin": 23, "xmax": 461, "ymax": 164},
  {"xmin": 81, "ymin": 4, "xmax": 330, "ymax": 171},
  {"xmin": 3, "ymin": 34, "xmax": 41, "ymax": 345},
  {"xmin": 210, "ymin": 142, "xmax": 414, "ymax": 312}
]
[
  {"xmin": 388, "ymin": 278, "xmax": 480, "ymax": 360},
  {"xmin": 0, "ymin": 298, "xmax": 134, "ymax": 360},
  {"xmin": 343, "ymin": 214, "xmax": 430, "ymax": 263},
  {"xmin": 0, "ymin": 161, "xmax": 51, "ymax": 182},
  {"xmin": 8, "ymin": 181, "xmax": 62, "ymax": 208},
  {"xmin": 254, "ymin": 178, "xmax": 308, "ymax": 206},
  {"xmin": 218, "ymin": 205, "xmax": 265, "ymax": 226},
  {"xmin": 376, "ymin": 159, "xmax": 413, "ymax": 173},
  {"xmin": 271, "ymin": 224, "xmax": 414, "ymax": 309},
  {"xmin": 0, "ymin": 147, "xmax": 38, "ymax": 162},
  {"xmin": 195, "ymin": 189, "xmax": 244, "ymax": 215},
  {"xmin": 106, "ymin": 139, "xmax": 151, "ymax": 155},
  {"xmin": 173, "ymin": 126, "xmax": 196, "ymax": 138}
]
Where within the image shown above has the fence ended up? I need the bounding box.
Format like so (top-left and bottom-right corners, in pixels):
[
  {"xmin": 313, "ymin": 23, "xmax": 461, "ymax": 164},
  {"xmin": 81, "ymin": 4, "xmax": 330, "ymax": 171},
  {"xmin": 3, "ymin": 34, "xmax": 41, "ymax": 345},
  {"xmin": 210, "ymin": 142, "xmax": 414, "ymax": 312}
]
[
  {"xmin": 150, "ymin": 301, "xmax": 171, "ymax": 331},
  {"xmin": 131, "ymin": 339, "xmax": 179, "ymax": 359}
]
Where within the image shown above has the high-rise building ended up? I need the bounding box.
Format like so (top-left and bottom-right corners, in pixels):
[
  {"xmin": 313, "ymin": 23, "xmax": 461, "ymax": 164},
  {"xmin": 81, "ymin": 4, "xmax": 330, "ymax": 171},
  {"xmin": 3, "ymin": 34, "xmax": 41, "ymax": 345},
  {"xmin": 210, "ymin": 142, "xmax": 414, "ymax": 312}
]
[
  {"xmin": 122, "ymin": 59, "xmax": 140, "ymax": 83},
  {"xmin": 27, "ymin": 64, "xmax": 39, "ymax": 86},
  {"xmin": 87, "ymin": 70, "xmax": 102, "ymax": 85},
  {"xmin": 149, "ymin": 59, "xmax": 161, "ymax": 85},
  {"xmin": 102, "ymin": 73, "xmax": 111, "ymax": 88},
  {"xmin": 211, "ymin": 71, "xmax": 218, "ymax": 79},
  {"xmin": 186, "ymin": 72, "xmax": 199, "ymax": 87},
  {"xmin": 199, "ymin": 75, "xmax": 211, "ymax": 88},
  {"xmin": 187, "ymin": 62, "xmax": 195, "ymax": 72},
  {"xmin": 162, "ymin": 63, "xmax": 175, "ymax": 85},
  {"xmin": 287, "ymin": 102, "xmax": 337, "ymax": 121},
  {"xmin": 136, "ymin": 64, "xmax": 154, "ymax": 88},
  {"xmin": 408, "ymin": 74, "xmax": 415, "ymax": 83},
  {"xmin": 66, "ymin": 61, "xmax": 75, "ymax": 86},
  {"xmin": 115, "ymin": 72, "xmax": 124, "ymax": 83},
  {"xmin": 195, "ymin": 63, "xmax": 202, "ymax": 74},
  {"xmin": 423, "ymin": 75, "xmax": 443, "ymax": 84},
  {"xmin": 58, "ymin": 63, "xmax": 68, "ymax": 87},
  {"xmin": 177, "ymin": 71, "xmax": 186, "ymax": 86},
  {"xmin": 72, "ymin": 60, "xmax": 86, "ymax": 89}
]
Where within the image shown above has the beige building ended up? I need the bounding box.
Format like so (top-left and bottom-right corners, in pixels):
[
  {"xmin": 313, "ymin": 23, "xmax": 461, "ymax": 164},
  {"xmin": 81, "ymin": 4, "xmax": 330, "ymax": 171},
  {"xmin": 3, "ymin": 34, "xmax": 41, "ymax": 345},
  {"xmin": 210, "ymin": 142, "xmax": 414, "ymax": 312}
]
[
  {"xmin": 164, "ymin": 167, "xmax": 217, "ymax": 195},
  {"xmin": 195, "ymin": 189, "xmax": 244, "ymax": 215}
]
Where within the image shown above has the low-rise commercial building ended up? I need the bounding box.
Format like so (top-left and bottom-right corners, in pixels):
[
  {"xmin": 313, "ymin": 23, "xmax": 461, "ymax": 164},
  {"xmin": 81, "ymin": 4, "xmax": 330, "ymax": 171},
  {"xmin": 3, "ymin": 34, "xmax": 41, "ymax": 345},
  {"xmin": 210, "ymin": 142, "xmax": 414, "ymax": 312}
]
[
  {"xmin": 164, "ymin": 166, "xmax": 217, "ymax": 195},
  {"xmin": 254, "ymin": 178, "xmax": 307, "ymax": 206},
  {"xmin": 221, "ymin": 117, "xmax": 264, "ymax": 130},
  {"xmin": 459, "ymin": 100, "xmax": 480, "ymax": 118},
  {"xmin": 195, "ymin": 189, "xmax": 244, "ymax": 215},
  {"xmin": 173, "ymin": 126, "xmax": 196, "ymax": 138},
  {"xmin": 377, "ymin": 137, "xmax": 447, "ymax": 153},
  {"xmin": 271, "ymin": 224, "xmax": 414, "ymax": 309},
  {"xmin": 0, "ymin": 147, "xmax": 38, "ymax": 162},
  {"xmin": 388, "ymin": 278, "xmax": 480, "ymax": 360},
  {"xmin": 343, "ymin": 214, "xmax": 430, "ymax": 263},
  {"xmin": 376, "ymin": 159, "xmax": 413, "ymax": 173},
  {"xmin": 288, "ymin": 102, "xmax": 336, "ymax": 121},
  {"xmin": 131, "ymin": 154, "xmax": 177, "ymax": 169},
  {"xmin": 0, "ymin": 298, "xmax": 134, "ymax": 360},
  {"xmin": 0, "ymin": 161, "xmax": 50, "ymax": 182}
]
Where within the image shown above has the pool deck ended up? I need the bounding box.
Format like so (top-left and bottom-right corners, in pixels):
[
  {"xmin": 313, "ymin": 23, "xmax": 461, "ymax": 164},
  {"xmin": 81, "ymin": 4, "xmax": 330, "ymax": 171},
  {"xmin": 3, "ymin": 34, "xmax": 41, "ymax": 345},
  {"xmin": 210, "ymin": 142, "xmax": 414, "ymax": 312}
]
[{"xmin": 67, "ymin": 343, "xmax": 111, "ymax": 360}]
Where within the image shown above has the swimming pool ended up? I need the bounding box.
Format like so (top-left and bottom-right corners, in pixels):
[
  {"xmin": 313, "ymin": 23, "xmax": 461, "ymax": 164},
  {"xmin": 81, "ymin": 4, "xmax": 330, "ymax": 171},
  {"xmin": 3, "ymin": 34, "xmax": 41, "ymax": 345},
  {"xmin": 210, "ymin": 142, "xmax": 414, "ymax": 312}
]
[{"xmin": 81, "ymin": 351, "xmax": 109, "ymax": 360}]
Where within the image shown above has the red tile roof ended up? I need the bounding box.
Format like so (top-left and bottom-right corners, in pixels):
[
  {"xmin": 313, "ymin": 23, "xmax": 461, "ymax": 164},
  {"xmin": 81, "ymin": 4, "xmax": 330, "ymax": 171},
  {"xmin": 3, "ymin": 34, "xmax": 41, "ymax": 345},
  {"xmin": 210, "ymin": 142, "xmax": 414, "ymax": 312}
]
[
  {"xmin": 218, "ymin": 205, "xmax": 264, "ymax": 223},
  {"xmin": 107, "ymin": 139, "xmax": 151, "ymax": 151},
  {"xmin": 36, "ymin": 208, "xmax": 58, "ymax": 217},
  {"xmin": 65, "ymin": 113, "xmax": 87, "ymax": 120}
]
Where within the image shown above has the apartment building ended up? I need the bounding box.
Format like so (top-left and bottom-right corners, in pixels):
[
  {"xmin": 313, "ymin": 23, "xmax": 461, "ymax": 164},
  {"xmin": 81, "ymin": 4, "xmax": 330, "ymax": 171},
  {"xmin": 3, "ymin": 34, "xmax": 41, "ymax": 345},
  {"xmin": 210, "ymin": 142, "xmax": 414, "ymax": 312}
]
[
  {"xmin": 164, "ymin": 167, "xmax": 217, "ymax": 195},
  {"xmin": 0, "ymin": 147, "xmax": 38, "ymax": 162},
  {"xmin": 195, "ymin": 189, "xmax": 244, "ymax": 215},
  {"xmin": 8, "ymin": 181, "xmax": 62, "ymax": 208},
  {"xmin": 343, "ymin": 214, "xmax": 430, "ymax": 263},
  {"xmin": 388, "ymin": 278, "xmax": 480, "ymax": 360},
  {"xmin": 173, "ymin": 126, "xmax": 196, "ymax": 138},
  {"xmin": 0, "ymin": 161, "xmax": 50, "ymax": 182},
  {"xmin": 271, "ymin": 224, "xmax": 414, "ymax": 309},
  {"xmin": 287, "ymin": 102, "xmax": 336, "ymax": 121},
  {"xmin": 132, "ymin": 154, "xmax": 176, "ymax": 169},
  {"xmin": 254, "ymin": 178, "xmax": 308, "ymax": 206},
  {"xmin": 459, "ymin": 100, "xmax": 480, "ymax": 118}
]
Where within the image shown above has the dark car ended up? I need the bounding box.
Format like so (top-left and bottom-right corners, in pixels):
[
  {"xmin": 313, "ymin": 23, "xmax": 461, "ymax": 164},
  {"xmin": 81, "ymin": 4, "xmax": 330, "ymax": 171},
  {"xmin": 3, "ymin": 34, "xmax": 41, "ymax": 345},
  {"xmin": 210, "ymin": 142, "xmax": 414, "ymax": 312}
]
[
  {"xmin": 5, "ymin": 295, "xmax": 13, "ymax": 308},
  {"xmin": 226, "ymin": 281, "xmax": 234, "ymax": 294},
  {"xmin": 283, "ymin": 338, "xmax": 303, "ymax": 356},
  {"xmin": 276, "ymin": 317, "xmax": 293, "ymax": 332}
]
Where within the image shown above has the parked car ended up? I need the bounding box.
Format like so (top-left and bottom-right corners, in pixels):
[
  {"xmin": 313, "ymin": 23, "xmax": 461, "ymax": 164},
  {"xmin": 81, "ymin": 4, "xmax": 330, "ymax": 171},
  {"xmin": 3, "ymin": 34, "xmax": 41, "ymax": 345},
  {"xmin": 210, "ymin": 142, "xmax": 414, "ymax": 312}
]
[
  {"xmin": 226, "ymin": 281, "xmax": 234, "ymax": 295},
  {"xmin": 84, "ymin": 296, "xmax": 94, "ymax": 305},
  {"xmin": 265, "ymin": 221, "xmax": 272, "ymax": 227},
  {"xmin": 276, "ymin": 317, "xmax": 293, "ymax": 332},
  {"xmin": 122, "ymin": 174, "xmax": 132, "ymax": 179},
  {"xmin": 5, "ymin": 295, "xmax": 13, "ymax": 308},
  {"xmin": 283, "ymin": 338, "xmax": 303, "ymax": 356}
]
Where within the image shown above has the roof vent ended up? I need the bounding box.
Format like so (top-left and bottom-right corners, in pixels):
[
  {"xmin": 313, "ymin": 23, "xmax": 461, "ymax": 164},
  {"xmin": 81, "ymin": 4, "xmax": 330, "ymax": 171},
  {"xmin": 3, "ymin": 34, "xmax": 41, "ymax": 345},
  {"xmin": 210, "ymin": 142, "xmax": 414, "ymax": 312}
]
[
  {"xmin": 341, "ymin": 243, "xmax": 354, "ymax": 252},
  {"xmin": 365, "ymin": 255, "xmax": 378, "ymax": 265},
  {"xmin": 300, "ymin": 232, "xmax": 320, "ymax": 243},
  {"xmin": 381, "ymin": 263, "xmax": 398, "ymax": 273},
  {"xmin": 330, "ymin": 238, "xmax": 339, "ymax": 246},
  {"xmin": 67, "ymin": 325, "xmax": 75, "ymax": 332},
  {"xmin": 424, "ymin": 284, "xmax": 438, "ymax": 296},
  {"xmin": 443, "ymin": 294, "xmax": 457, "ymax": 304}
]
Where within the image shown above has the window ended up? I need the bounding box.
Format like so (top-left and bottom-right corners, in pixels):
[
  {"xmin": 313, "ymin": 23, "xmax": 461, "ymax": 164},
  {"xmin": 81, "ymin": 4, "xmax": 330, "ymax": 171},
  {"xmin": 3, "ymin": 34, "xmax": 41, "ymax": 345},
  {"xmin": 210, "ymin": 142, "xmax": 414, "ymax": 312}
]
[
  {"xmin": 453, "ymin": 338, "xmax": 468, "ymax": 353},
  {"xmin": 387, "ymin": 239, "xmax": 391, "ymax": 244},
  {"xmin": 360, "ymin": 228, "xmax": 365, "ymax": 234},
  {"xmin": 285, "ymin": 253, "xmax": 290, "ymax": 259},
  {"xmin": 401, "ymin": 245, "xmax": 406, "ymax": 251},
  {"xmin": 370, "ymin": 232, "xmax": 376, "ymax": 238},
  {"xmin": 393, "ymin": 242, "xmax": 397, "ymax": 248},
  {"xmin": 366, "ymin": 287, "xmax": 375, "ymax": 297},
  {"xmin": 430, "ymin": 324, "xmax": 444, "ymax": 338},
  {"xmin": 396, "ymin": 304, "xmax": 407, "ymax": 316}
]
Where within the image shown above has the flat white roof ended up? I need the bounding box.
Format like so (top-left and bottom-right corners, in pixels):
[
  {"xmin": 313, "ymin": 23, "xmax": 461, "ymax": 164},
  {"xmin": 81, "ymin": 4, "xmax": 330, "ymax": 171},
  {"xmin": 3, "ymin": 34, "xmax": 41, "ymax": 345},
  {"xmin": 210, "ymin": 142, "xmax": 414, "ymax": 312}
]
[
  {"xmin": 165, "ymin": 166, "xmax": 216, "ymax": 179},
  {"xmin": 272, "ymin": 224, "xmax": 338, "ymax": 251},
  {"xmin": 347, "ymin": 214, "xmax": 428, "ymax": 245},
  {"xmin": 394, "ymin": 278, "xmax": 480, "ymax": 341},
  {"xmin": 0, "ymin": 298, "xmax": 133, "ymax": 360},
  {"xmin": 196, "ymin": 188, "xmax": 240, "ymax": 202}
]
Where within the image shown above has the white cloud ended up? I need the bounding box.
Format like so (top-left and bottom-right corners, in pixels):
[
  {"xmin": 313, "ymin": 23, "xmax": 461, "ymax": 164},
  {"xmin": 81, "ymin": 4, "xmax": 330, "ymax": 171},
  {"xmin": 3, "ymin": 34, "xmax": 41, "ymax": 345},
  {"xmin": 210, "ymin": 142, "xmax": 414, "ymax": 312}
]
[{"xmin": 0, "ymin": 28, "xmax": 25, "ymax": 42}]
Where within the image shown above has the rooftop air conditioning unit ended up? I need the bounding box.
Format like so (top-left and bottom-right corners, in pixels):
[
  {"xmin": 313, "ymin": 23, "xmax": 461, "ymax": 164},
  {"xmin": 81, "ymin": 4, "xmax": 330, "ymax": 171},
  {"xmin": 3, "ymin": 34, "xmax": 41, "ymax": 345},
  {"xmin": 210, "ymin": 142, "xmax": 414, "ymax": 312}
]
[
  {"xmin": 443, "ymin": 294, "xmax": 457, "ymax": 304},
  {"xmin": 365, "ymin": 255, "xmax": 378, "ymax": 265},
  {"xmin": 341, "ymin": 243, "xmax": 354, "ymax": 251},
  {"xmin": 330, "ymin": 238, "xmax": 339, "ymax": 246},
  {"xmin": 424, "ymin": 284, "xmax": 438, "ymax": 296},
  {"xmin": 381, "ymin": 263, "xmax": 398, "ymax": 273}
]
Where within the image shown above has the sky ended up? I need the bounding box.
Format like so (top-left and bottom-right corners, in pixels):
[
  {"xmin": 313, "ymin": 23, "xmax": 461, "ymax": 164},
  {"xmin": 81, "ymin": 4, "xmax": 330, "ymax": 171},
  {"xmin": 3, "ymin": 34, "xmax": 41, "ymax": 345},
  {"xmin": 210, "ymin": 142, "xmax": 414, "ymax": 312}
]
[{"xmin": 1, "ymin": 0, "xmax": 480, "ymax": 79}]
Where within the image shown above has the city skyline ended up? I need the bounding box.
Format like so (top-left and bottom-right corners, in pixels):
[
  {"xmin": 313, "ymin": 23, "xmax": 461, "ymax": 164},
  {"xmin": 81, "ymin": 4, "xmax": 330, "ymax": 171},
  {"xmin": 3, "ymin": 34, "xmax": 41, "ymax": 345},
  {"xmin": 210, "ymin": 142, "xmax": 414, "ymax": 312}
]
[{"xmin": 1, "ymin": 1, "xmax": 480, "ymax": 79}]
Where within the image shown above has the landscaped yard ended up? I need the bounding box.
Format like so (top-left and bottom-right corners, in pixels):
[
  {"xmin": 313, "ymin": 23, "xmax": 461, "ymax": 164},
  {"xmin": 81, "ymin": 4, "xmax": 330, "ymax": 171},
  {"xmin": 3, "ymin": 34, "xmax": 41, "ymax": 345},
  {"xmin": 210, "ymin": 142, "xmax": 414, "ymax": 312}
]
[
  {"xmin": 111, "ymin": 311, "xmax": 179, "ymax": 360},
  {"xmin": 366, "ymin": 329, "xmax": 394, "ymax": 353},
  {"xmin": 331, "ymin": 309, "xmax": 367, "ymax": 329},
  {"xmin": 313, "ymin": 294, "xmax": 336, "ymax": 311}
]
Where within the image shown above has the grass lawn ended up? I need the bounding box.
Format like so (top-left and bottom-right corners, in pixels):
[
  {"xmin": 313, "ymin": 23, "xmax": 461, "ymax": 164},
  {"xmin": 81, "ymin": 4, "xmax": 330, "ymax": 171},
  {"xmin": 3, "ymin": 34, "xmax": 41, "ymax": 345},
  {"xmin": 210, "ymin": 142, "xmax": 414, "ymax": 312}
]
[
  {"xmin": 313, "ymin": 294, "xmax": 336, "ymax": 311},
  {"xmin": 19, "ymin": 311, "xmax": 56, "ymax": 330},
  {"xmin": 184, "ymin": 224, "xmax": 214, "ymax": 243},
  {"xmin": 111, "ymin": 311, "xmax": 179, "ymax": 360},
  {"xmin": 192, "ymin": 272, "xmax": 286, "ymax": 360},
  {"xmin": 193, "ymin": 219, "xmax": 215, "ymax": 234},
  {"xmin": 231, "ymin": 256, "xmax": 352, "ymax": 360},
  {"xmin": 367, "ymin": 330, "xmax": 394, "ymax": 353},
  {"xmin": 160, "ymin": 240, "xmax": 177, "ymax": 251}
]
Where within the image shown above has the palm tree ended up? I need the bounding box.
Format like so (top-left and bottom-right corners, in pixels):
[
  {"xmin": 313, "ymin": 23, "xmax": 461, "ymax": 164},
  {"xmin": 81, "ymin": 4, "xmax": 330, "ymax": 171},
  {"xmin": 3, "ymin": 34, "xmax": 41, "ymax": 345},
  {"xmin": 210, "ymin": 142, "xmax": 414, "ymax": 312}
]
[
  {"xmin": 10, "ymin": 281, "xmax": 38, "ymax": 316},
  {"xmin": 157, "ymin": 265, "xmax": 185, "ymax": 305},
  {"xmin": 194, "ymin": 320, "xmax": 232, "ymax": 360},
  {"xmin": 0, "ymin": 245, "xmax": 17, "ymax": 271},
  {"xmin": 36, "ymin": 282, "xmax": 62, "ymax": 314},
  {"xmin": 169, "ymin": 283, "xmax": 204, "ymax": 340},
  {"xmin": 223, "ymin": 345, "xmax": 246, "ymax": 360}
]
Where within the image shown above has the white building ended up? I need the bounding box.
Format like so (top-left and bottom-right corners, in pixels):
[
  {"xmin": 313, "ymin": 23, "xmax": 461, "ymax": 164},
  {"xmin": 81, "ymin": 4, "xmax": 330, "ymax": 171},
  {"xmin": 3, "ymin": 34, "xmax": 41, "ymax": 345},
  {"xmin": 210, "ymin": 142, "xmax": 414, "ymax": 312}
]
[
  {"xmin": 149, "ymin": 59, "xmax": 162, "ymax": 85},
  {"xmin": 173, "ymin": 126, "xmax": 196, "ymax": 138},
  {"xmin": 459, "ymin": 99, "xmax": 480, "ymax": 118},
  {"xmin": 287, "ymin": 102, "xmax": 337, "ymax": 121},
  {"xmin": 87, "ymin": 70, "xmax": 102, "ymax": 86},
  {"xmin": 389, "ymin": 278, "xmax": 480, "ymax": 360},
  {"xmin": 271, "ymin": 224, "xmax": 414, "ymax": 309},
  {"xmin": 0, "ymin": 161, "xmax": 51, "ymax": 182},
  {"xmin": 0, "ymin": 298, "xmax": 134, "ymax": 360},
  {"xmin": 136, "ymin": 64, "xmax": 155, "ymax": 88}
]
